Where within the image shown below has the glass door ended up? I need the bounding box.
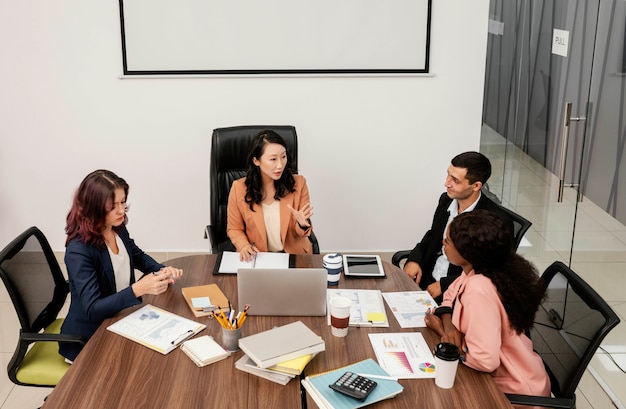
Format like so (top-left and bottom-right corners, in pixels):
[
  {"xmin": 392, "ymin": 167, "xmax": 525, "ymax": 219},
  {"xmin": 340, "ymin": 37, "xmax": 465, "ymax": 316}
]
[{"xmin": 482, "ymin": 0, "xmax": 599, "ymax": 267}]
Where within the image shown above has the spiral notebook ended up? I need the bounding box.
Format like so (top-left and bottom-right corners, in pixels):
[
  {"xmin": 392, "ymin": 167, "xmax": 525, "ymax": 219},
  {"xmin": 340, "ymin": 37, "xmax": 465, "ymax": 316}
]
[{"xmin": 180, "ymin": 335, "xmax": 230, "ymax": 367}]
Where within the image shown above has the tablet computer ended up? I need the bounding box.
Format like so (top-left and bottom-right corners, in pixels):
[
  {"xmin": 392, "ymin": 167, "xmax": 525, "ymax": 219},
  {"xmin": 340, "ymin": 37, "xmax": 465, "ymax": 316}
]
[{"xmin": 342, "ymin": 255, "xmax": 386, "ymax": 278}]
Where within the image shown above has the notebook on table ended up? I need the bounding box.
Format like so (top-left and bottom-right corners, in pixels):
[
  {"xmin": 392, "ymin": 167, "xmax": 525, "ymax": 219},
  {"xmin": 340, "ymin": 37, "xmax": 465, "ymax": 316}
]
[
  {"xmin": 238, "ymin": 320, "xmax": 325, "ymax": 368},
  {"xmin": 180, "ymin": 335, "xmax": 229, "ymax": 367},
  {"xmin": 301, "ymin": 358, "xmax": 404, "ymax": 409},
  {"xmin": 237, "ymin": 268, "xmax": 327, "ymax": 316}
]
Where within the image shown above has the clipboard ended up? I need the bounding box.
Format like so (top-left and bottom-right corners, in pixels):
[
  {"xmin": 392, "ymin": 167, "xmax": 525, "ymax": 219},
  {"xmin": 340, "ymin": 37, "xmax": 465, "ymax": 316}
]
[{"xmin": 107, "ymin": 304, "xmax": 206, "ymax": 354}]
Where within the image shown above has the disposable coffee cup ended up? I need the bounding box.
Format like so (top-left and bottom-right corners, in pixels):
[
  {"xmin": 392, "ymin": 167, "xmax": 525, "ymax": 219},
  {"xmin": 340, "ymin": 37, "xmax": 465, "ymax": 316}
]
[
  {"xmin": 221, "ymin": 327, "xmax": 242, "ymax": 352},
  {"xmin": 323, "ymin": 253, "xmax": 343, "ymax": 286},
  {"xmin": 433, "ymin": 342, "xmax": 461, "ymax": 389},
  {"xmin": 329, "ymin": 296, "xmax": 351, "ymax": 337}
]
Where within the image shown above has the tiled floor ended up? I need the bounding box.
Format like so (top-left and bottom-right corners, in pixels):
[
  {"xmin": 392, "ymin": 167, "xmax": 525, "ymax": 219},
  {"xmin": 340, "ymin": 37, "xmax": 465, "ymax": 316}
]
[{"xmin": 1, "ymin": 129, "xmax": 625, "ymax": 408}]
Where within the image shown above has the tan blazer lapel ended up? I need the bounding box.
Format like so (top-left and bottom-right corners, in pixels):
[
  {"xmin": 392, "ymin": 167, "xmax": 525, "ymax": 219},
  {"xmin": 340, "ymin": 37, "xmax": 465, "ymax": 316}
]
[
  {"xmin": 280, "ymin": 193, "xmax": 294, "ymax": 245},
  {"xmin": 250, "ymin": 202, "xmax": 268, "ymax": 249}
]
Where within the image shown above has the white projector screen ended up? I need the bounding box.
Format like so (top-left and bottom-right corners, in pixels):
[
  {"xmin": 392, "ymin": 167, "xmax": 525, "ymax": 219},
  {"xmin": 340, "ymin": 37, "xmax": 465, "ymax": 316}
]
[{"xmin": 119, "ymin": 0, "xmax": 431, "ymax": 75}]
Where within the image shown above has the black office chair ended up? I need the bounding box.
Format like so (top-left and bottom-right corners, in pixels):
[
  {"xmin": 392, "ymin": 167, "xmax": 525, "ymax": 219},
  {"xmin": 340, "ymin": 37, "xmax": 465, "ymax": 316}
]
[
  {"xmin": 506, "ymin": 261, "xmax": 620, "ymax": 408},
  {"xmin": 391, "ymin": 203, "xmax": 532, "ymax": 268},
  {"xmin": 0, "ymin": 226, "xmax": 85, "ymax": 387},
  {"xmin": 205, "ymin": 125, "xmax": 319, "ymax": 254}
]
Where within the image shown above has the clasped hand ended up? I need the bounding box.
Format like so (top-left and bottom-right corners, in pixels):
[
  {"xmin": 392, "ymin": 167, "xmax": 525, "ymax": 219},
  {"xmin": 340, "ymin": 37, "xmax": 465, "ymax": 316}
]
[
  {"xmin": 132, "ymin": 266, "xmax": 183, "ymax": 297},
  {"xmin": 425, "ymin": 308, "xmax": 467, "ymax": 361}
]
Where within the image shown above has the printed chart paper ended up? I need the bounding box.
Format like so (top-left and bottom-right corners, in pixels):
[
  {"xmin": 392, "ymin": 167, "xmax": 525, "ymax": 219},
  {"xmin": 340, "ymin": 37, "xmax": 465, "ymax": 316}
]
[
  {"xmin": 327, "ymin": 289, "xmax": 389, "ymax": 327},
  {"xmin": 382, "ymin": 291, "xmax": 438, "ymax": 328},
  {"xmin": 368, "ymin": 332, "xmax": 436, "ymax": 379}
]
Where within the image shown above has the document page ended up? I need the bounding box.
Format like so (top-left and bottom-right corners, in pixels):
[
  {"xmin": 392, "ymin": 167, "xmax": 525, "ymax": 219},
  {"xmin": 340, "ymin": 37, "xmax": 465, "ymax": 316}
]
[
  {"xmin": 217, "ymin": 251, "xmax": 290, "ymax": 273},
  {"xmin": 382, "ymin": 291, "xmax": 438, "ymax": 328},
  {"xmin": 368, "ymin": 332, "xmax": 436, "ymax": 379},
  {"xmin": 326, "ymin": 289, "xmax": 389, "ymax": 327}
]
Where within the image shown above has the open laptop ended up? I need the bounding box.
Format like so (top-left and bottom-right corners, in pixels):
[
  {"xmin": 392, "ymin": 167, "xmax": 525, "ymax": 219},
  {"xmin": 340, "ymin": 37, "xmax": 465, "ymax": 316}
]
[{"xmin": 237, "ymin": 268, "xmax": 327, "ymax": 316}]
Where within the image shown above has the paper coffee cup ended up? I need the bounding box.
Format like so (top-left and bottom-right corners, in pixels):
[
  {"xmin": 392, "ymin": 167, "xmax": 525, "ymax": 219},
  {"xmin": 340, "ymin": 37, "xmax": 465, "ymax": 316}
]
[
  {"xmin": 329, "ymin": 296, "xmax": 351, "ymax": 337},
  {"xmin": 433, "ymin": 342, "xmax": 460, "ymax": 389}
]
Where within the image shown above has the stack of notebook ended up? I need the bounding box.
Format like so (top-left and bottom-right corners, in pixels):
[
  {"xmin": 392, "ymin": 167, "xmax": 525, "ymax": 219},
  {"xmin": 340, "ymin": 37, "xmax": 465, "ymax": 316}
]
[{"xmin": 235, "ymin": 321, "xmax": 325, "ymax": 384}]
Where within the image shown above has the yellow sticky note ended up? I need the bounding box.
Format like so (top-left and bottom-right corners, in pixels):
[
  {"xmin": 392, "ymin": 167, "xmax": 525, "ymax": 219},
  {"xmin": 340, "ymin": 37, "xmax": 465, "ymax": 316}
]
[{"xmin": 366, "ymin": 312, "xmax": 386, "ymax": 323}]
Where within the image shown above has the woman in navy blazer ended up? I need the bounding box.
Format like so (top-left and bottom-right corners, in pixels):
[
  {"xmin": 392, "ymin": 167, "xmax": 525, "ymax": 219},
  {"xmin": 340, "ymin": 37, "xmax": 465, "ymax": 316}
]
[{"xmin": 60, "ymin": 170, "xmax": 183, "ymax": 362}]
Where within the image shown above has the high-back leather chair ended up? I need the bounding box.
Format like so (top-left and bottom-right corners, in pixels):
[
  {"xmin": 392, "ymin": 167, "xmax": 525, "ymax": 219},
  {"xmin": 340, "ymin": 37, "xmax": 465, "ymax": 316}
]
[
  {"xmin": 392, "ymin": 202, "xmax": 531, "ymax": 268},
  {"xmin": 206, "ymin": 125, "xmax": 319, "ymax": 253}
]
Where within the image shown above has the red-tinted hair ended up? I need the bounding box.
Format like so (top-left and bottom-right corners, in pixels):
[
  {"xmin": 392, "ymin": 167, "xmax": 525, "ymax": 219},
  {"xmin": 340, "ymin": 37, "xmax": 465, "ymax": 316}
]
[{"xmin": 65, "ymin": 170, "xmax": 129, "ymax": 248}]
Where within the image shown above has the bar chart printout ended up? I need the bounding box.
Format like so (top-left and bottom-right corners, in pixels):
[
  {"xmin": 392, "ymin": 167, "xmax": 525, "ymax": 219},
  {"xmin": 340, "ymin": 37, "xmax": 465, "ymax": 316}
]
[{"xmin": 368, "ymin": 332, "xmax": 436, "ymax": 379}]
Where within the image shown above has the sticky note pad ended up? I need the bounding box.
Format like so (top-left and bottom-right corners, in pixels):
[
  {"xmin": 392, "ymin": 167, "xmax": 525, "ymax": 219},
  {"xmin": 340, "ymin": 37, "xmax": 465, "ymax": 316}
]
[
  {"xmin": 366, "ymin": 312, "xmax": 387, "ymax": 323},
  {"xmin": 191, "ymin": 297, "xmax": 212, "ymax": 310}
]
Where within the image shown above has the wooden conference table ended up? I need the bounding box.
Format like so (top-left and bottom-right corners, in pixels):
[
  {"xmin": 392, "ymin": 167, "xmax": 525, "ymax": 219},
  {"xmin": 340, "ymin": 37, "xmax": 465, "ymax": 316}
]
[{"xmin": 43, "ymin": 254, "xmax": 512, "ymax": 409}]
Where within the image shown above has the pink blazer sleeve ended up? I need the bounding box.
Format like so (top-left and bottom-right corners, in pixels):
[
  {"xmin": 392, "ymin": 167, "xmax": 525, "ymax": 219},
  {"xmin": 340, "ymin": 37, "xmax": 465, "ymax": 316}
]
[{"xmin": 453, "ymin": 275, "xmax": 503, "ymax": 372}]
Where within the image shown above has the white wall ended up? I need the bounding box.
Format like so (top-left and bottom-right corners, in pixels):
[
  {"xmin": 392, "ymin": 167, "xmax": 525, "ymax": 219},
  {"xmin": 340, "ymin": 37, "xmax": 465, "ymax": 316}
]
[{"xmin": 0, "ymin": 1, "xmax": 489, "ymax": 253}]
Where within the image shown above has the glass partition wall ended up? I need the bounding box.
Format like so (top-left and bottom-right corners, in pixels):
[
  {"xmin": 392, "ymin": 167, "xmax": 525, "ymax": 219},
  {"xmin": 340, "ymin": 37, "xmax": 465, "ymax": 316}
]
[{"xmin": 482, "ymin": 0, "xmax": 626, "ymax": 406}]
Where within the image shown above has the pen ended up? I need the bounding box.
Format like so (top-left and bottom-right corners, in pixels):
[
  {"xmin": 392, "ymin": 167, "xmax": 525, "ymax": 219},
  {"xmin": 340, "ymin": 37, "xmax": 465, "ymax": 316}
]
[
  {"xmin": 170, "ymin": 329, "xmax": 193, "ymax": 345},
  {"xmin": 356, "ymin": 373, "xmax": 398, "ymax": 381},
  {"xmin": 354, "ymin": 321, "xmax": 386, "ymax": 327},
  {"xmin": 248, "ymin": 242, "xmax": 257, "ymax": 267}
]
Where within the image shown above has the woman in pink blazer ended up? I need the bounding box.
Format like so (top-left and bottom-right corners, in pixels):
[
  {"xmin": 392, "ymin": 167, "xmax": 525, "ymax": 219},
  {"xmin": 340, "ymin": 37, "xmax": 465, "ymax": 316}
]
[
  {"xmin": 227, "ymin": 130, "xmax": 314, "ymax": 259},
  {"xmin": 425, "ymin": 210, "xmax": 550, "ymax": 405}
]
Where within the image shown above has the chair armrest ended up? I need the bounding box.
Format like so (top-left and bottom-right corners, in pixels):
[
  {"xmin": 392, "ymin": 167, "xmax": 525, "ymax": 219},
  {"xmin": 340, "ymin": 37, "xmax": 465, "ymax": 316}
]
[
  {"xmin": 505, "ymin": 393, "xmax": 575, "ymax": 409},
  {"xmin": 205, "ymin": 225, "xmax": 219, "ymax": 253},
  {"xmin": 391, "ymin": 250, "xmax": 411, "ymax": 267},
  {"xmin": 309, "ymin": 231, "xmax": 320, "ymax": 254},
  {"xmin": 21, "ymin": 331, "xmax": 87, "ymax": 345}
]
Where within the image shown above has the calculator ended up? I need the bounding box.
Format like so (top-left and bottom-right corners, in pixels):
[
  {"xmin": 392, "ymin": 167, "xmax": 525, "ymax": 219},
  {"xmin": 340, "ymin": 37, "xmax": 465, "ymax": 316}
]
[{"xmin": 329, "ymin": 372, "xmax": 377, "ymax": 401}]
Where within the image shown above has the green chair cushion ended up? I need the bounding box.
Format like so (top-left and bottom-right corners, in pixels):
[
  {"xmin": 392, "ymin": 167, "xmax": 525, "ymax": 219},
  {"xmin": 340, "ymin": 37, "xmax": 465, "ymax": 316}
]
[{"xmin": 15, "ymin": 318, "xmax": 71, "ymax": 386}]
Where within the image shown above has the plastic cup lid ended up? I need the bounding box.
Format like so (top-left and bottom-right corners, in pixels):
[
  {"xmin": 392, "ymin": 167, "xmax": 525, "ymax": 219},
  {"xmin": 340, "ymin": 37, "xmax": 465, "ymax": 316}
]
[
  {"xmin": 323, "ymin": 253, "xmax": 343, "ymax": 263},
  {"xmin": 434, "ymin": 342, "xmax": 460, "ymax": 361}
]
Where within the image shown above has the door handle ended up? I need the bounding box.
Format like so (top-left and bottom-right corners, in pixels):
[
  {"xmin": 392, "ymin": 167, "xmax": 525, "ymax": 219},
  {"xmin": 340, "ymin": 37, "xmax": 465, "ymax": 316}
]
[{"xmin": 557, "ymin": 102, "xmax": 586, "ymax": 202}]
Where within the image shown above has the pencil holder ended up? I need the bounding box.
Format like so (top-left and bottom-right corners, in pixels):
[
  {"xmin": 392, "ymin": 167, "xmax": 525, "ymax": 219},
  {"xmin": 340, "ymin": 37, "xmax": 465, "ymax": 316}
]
[{"xmin": 221, "ymin": 327, "xmax": 242, "ymax": 352}]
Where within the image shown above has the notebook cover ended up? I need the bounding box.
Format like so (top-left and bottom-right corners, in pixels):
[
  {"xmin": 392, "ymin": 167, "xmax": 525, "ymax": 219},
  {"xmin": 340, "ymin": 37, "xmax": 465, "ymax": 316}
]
[
  {"xmin": 301, "ymin": 358, "xmax": 403, "ymax": 409},
  {"xmin": 181, "ymin": 284, "xmax": 230, "ymax": 317},
  {"xmin": 235, "ymin": 355, "xmax": 293, "ymax": 385},
  {"xmin": 238, "ymin": 321, "xmax": 325, "ymax": 368},
  {"xmin": 267, "ymin": 352, "xmax": 318, "ymax": 375},
  {"xmin": 180, "ymin": 335, "xmax": 229, "ymax": 367}
]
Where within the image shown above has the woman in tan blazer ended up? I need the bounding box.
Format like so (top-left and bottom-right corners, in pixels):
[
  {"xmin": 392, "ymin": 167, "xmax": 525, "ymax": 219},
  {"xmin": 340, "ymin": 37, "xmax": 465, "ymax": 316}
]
[{"xmin": 227, "ymin": 130, "xmax": 314, "ymax": 259}]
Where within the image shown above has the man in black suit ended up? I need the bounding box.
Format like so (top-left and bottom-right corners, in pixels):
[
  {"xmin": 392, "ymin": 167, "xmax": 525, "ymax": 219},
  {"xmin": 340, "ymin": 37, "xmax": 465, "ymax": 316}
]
[{"xmin": 404, "ymin": 151, "xmax": 512, "ymax": 301}]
